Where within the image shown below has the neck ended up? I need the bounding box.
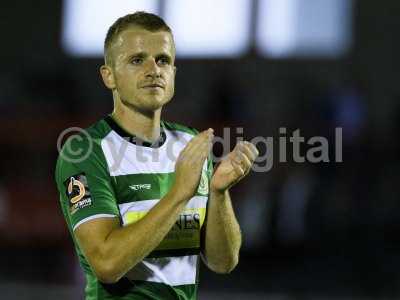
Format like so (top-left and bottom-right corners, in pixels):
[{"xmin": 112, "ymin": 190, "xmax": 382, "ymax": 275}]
[{"xmin": 111, "ymin": 98, "xmax": 161, "ymax": 143}]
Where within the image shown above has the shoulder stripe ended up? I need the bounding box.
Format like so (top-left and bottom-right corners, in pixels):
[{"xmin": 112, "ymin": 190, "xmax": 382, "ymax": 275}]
[{"xmin": 72, "ymin": 214, "xmax": 118, "ymax": 231}]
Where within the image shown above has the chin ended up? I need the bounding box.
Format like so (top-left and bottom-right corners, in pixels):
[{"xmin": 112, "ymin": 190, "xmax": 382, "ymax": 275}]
[
  {"xmin": 138, "ymin": 97, "xmax": 171, "ymax": 113},
  {"xmin": 121, "ymin": 95, "xmax": 169, "ymax": 113},
  {"xmin": 146, "ymin": 95, "xmax": 172, "ymax": 108}
]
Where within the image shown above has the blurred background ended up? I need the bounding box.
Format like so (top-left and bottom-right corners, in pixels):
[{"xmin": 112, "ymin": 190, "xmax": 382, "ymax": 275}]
[{"xmin": 1, "ymin": 0, "xmax": 400, "ymax": 299}]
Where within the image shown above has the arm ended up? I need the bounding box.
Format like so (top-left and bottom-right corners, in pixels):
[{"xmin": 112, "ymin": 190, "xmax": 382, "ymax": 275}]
[
  {"xmin": 202, "ymin": 189, "xmax": 241, "ymax": 273},
  {"xmin": 202, "ymin": 141, "xmax": 258, "ymax": 273},
  {"xmin": 75, "ymin": 129, "xmax": 214, "ymax": 283},
  {"xmin": 75, "ymin": 186, "xmax": 188, "ymax": 283}
]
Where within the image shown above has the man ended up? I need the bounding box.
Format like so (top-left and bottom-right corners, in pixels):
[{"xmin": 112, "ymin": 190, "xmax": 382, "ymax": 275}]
[{"xmin": 55, "ymin": 11, "xmax": 258, "ymax": 300}]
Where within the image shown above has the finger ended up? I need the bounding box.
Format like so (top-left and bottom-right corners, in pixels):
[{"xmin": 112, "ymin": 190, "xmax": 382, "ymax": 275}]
[
  {"xmin": 234, "ymin": 151, "xmax": 252, "ymax": 174},
  {"xmin": 187, "ymin": 131, "xmax": 213, "ymax": 158},
  {"xmin": 231, "ymin": 159, "xmax": 245, "ymax": 177},
  {"xmin": 180, "ymin": 129, "xmax": 213, "ymax": 160},
  {"xmin": 239, "ymin": 142, "xmax": 258, "ymax": 163},
  {"xmin": 244, "ymin": 141, "xmax": 259, "ymax": 158},
  {"xmin": 187, "ymin": 136, "xmax": 212, "ymax": 167},
  {"xmin": 200, "ymin": 137, "xmax": 213, "ymax": 162},
  {"xmin": 183, "ymin": 129, "xmax": 213, "ymax": 155}
]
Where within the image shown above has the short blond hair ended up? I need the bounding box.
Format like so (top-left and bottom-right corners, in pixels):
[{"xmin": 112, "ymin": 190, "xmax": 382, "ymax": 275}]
[{"xmin": 104, "ymin": 11, "xmax": 172, "ymax": 66}]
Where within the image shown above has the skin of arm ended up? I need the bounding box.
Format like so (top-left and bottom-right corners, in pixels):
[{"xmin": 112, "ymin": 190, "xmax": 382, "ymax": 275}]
[
  {"xmin": 201, "ymin": 189, "xmax": 241, "ymax": 273},
  {"xmin": 75, "ymin": 129, "xmax": 214, "ymax": 284},
  {"xmin": 202, "ymin": 141, "xmax": 259, "ymax": 273},
  {"xmin": 75, "ymin": 186, "xmax": 189, "ymax": 284}
]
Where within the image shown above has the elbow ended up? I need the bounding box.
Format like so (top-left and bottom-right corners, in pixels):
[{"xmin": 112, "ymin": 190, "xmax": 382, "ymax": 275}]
[
  {"xmin": 86, "ymin": 245, "xmax": 128, "ymax": 284},
  {"xmin": 92, "ymin": 260, "xmax": 123, "ymax": 284},
  {"xmin": 96, "ymin": 272, "xmax": 120, "ymax": 284},
  {"xmin": 217, "ymin": 258, "xmax": 239, "ymax": 274},
  {"xmin": 208, "ymin": 255, "xmax": 239, "ymax": 274}
]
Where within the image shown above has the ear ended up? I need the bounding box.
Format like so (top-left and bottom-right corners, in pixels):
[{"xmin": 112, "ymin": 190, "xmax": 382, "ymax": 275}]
[
  {"xmin": 100, "ymin": 65, "xmax": 116, "ymax": 89},
  {"xmin": 173, "ymin": 66, "xmax": 177, "ymax": 76}
]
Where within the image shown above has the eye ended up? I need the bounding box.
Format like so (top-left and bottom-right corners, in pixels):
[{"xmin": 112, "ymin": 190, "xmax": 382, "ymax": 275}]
[
  {"xmin": 157, "ymin": 57, "xmax": 170, "ymax": 66},
  {"xmin": 130, "ymin": 57, "xmax": 143, "ymax": 65}
]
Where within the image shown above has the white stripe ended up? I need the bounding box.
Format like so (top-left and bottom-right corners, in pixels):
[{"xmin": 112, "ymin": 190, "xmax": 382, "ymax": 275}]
[
  {"xmin": 72, "ymin": 214, "xmax": 117, "ymax": 231},
  {"xmin": 101, "ymin": 129, "xmax": 195, "ymax": 176},
  {"xmin": 185, "ymin": 195, "xmax": 208, "ymax": 209},
  {"xmin": 125, "ymin": 255, "xmax": 198, "ymax": 286},
  {"xmin": 118, "ymin": 195, "xmax": 208, "ymax": 218}
]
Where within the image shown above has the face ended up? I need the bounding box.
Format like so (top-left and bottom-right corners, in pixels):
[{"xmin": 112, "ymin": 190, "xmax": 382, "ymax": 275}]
[{"xmin": 101, "ymin": 27, "xmax": 176, "ymax": 113}]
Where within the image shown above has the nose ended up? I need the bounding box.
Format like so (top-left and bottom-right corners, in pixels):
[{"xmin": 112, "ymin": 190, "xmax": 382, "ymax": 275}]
[{"xmin": 145, "ymin": 58, "xmax": 161, "ymax": 78}]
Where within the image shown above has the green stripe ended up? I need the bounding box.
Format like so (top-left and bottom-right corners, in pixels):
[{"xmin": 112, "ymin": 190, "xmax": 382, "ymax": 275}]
[
  {"xmin": 85, "ymin": 274, "xmax": 197, "ymax": 300},
  {"xmin": 115, "ymin": 173, "xmax": 176, "ymax": 204},
  {"xmin": 173, "ymin": 283, "xmax": 198, "ymax": 300}
]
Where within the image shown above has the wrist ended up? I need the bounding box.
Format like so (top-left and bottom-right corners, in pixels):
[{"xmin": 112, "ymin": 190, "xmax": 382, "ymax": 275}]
[
  {"xmin": 168, "ymin": 184, "xmax": 192, "ymax": 204},
  {"xmin": 210, "ymin": 185, "xmax": 229, "ymax": 197}
]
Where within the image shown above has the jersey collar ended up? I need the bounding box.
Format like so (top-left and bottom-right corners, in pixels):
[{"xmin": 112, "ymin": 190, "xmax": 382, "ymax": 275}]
[{"xmin": 104, "ymin": 115, "xmax": 167, "ymax": 148}]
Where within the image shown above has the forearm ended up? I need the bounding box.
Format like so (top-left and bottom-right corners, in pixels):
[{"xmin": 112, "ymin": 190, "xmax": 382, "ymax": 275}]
[
  {"xmin": 99, "ymin": 187, "xmax": 189, "ymax": 282},
  {"xmin": 203, "ymin": 189, "xmax": 242, "ymax": 273}
]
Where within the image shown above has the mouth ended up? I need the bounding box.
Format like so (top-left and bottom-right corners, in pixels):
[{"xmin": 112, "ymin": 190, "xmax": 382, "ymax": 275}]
[{"xmin": 142, "ymin": 83, "xmax": 164, "ymax": 89}]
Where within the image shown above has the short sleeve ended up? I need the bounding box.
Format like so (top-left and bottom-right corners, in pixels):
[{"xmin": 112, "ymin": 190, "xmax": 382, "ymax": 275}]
[{"xmin": 55, "ymin": 135, "xmax": 119, "ymax": 231}]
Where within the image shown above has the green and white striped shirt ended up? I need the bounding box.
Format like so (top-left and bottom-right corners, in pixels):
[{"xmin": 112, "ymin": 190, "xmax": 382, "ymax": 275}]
[{"xmin": 55, "ymin": 116, "xmax": 212, "ymax": 300}]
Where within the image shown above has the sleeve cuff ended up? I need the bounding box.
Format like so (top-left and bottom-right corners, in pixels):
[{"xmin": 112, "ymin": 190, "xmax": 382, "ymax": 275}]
[{"xmin": 73, "ymin": 214, "xmax": 118, "ymax": 231}]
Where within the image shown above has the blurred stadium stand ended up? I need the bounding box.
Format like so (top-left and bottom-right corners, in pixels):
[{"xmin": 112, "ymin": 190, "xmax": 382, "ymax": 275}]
[{"xmin": 1, "ymin": 0, "xmax": 400, "ymax": 299}]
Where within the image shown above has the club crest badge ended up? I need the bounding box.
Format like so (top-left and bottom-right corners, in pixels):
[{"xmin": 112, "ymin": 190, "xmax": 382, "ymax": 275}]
[{"xmin": 197, "ymin": 170, "xmax": 209, "ymax": 196}]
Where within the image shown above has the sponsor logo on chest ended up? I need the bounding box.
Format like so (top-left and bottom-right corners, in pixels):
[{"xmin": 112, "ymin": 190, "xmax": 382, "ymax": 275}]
[{"xmin": 129, "ymin": 183, "xmax": 151, "ymax": 191}]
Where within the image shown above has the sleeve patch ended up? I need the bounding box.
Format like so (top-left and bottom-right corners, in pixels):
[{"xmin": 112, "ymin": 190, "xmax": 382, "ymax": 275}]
[{"xmin": 64, "ymin": 173, "xmax": 93, "ymax": 215}]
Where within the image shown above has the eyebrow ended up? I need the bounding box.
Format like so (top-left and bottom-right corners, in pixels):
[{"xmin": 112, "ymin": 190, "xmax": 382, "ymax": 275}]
[
  {"xmin": 127, "ymin": 52, "xmax": 173, "ymax": 61},
  {"xmin": 155, "ymin": 53, "xmax": 172, "ymax": 61},
  {"xmin": 127, "ymin": 52, "xmax": 146, "ymax": 60}
]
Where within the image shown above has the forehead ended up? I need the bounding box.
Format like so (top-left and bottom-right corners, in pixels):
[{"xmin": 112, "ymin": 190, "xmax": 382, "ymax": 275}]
[{"xmin": 111, "ymin": 27, "xmax": 175, "ymax": 58}]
